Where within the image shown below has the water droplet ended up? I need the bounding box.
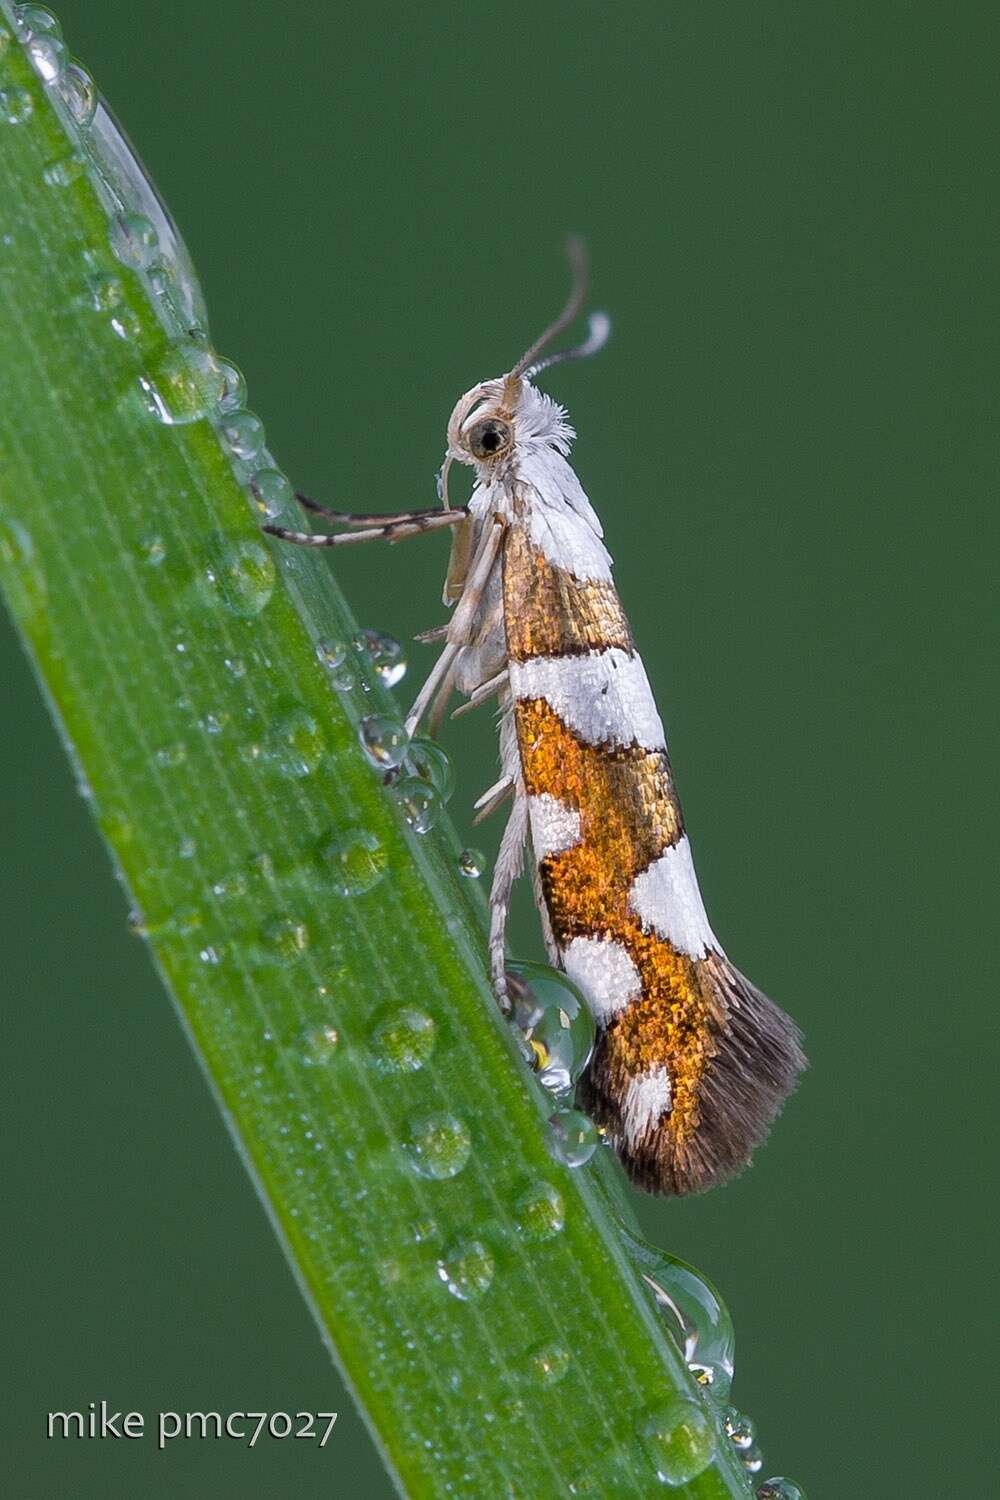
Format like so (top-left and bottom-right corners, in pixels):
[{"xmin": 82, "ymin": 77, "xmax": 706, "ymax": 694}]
[
  {"xmin": 436, "ymin": 1238, "xmax": 494, "ymax": 1301},
  {"xmin": 42, "ymin": 153, "xmax": 83, "ymax": 188},
  {"xmin": 457, "ymin": 847, "xmax": 484, "ymax": 878},
  {"xmin": 138, "ymin": 336, "xmax": 237, "ymax": 423},
  {"xmin": 757, "ymin": 1479, "xmax": 806, "ymax": 1500},
  {"xmin": 742, "ymin": 1446, "xmax": 764, "ymax": 1476},
  {"xmin": 724, "ymin": 1407, "xmax": 755, "ymax": 1452},
  {"xmin": 60, "ymin": 61, "xmax": 96, "ymax": 126},
  {"xmin": 26, "ymin": 30, "xmax": 66, "ymax": 85},
  {"xmin": 353, "ymin": 627, "xmax": 406, "ymax": 687},
  {"xmin": 204, "ymin": 537, "xmax": 275, "ymax": 617},
  {"xmin": 513, "ymin": 1180, "xmax": 565, "ymax": 1241},
  {"xmin": 404, "ymin": 736, "xmax": 454, "ymax": 802},
  {"xmin": 545, "ymin": 1107, "xmax": 598, "ymax": 1168},
  {"xmin": 250, "ymin": 467, "xmax": 294, "ymax": 518},
  {"xmin": 507, "ymin": 962, "xmax": 595, "ymax": 1097},
  {"xmin": 359, "ymin": 714, "xmax": 409, "ymax": 770},
  {"xmin": 154, "ymin": 741, "xmax": 188, "ymax": 769},
  {"xmin": 639, "ymin": 1397, "xmax": 716, "ymax": 1486},
  {"xmin": 260, "ymin": 914, "xmax": 310, "ymax": 962},
  {"xmin": 406, "ymin": 1112, "xmax": 471, "ymax": 1179},
  {"xmin": 90, "ymin": 101, "xmax": 207, "ymax": 330},
  {"xmin": 111, "ymin": 210, "xmax": 159, "ymax": 270},
  {"xmin": 526, "ymin": 1341, "xmax": 571, "ymax": 1386},
  {"xmin": 223, "ymin": 655, "xmax": 247, "ymax": 679},
  {"xmin": 315, "ymin": 638, "xmax": 347, "ymax": 671},
  {"xmin": 300, "ymin": 1023, "xmax": 339, "ymax": 1064},
  {"xmin": 14, "ymin": 5, "xmax": 60, "ymax": 39},
  {"xmin": 260, "ymin": 705, "xmax": 325, "ymax": 778},
  {"xmin": 316, "ymin": 828, "xmax": 387, "ymax": 897},
  {"xmin": 199, "ymin": 945, "xmax": 222, "ymax": 966},
  {"xmin": 371, "ymin": 1007, "xmax": 436, "ymax": 1072},
  {"xmin": 178, "ymin": 835, "xmax": 197, "ymax": 859},
  {"xmin": 219, "ymin": 408, "xmax": 266, "ymax": 463},
  {"xmin": 0, "ymin": 87, "xmax": 34, "ymax": 124},
  {"xmin": 627, "ymin": 1232, "xmax": 735, "ymax": 1403},
  {"xmin": 389, "ymin": 776, "xmax": 441, "ymax": 834}
]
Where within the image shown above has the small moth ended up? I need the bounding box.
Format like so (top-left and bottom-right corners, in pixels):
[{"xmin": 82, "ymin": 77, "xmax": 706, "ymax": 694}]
[{"xmin": 266, "ymin": 241, "xmax": 805, "ymax": 1195}]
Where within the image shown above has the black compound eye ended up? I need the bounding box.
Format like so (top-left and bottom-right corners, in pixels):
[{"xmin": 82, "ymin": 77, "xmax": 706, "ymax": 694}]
[{"xmin": 467, "ymin": 417, "xmax": 512, "ymax": 460}]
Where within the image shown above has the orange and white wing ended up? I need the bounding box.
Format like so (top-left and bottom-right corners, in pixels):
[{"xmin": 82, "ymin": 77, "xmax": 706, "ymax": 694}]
[{"xmin": 502, "ymin": 522, "xmax": 805, "ymax": 1195}]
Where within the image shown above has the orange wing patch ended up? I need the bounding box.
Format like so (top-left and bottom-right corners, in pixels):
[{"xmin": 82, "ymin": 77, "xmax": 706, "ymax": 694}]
[
  {"xmin": 503, "ymin": 526, "xmax": 632, "ymax": 660},
  {"xmin": 515, "ymin": 697, "xmax": 720, "ymax": 1177}
]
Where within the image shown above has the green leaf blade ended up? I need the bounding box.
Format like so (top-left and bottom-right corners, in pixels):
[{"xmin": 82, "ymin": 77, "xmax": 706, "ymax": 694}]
[{"xmin": 0, "ymin": 11, "xmax": 757, "ymax": 1496}]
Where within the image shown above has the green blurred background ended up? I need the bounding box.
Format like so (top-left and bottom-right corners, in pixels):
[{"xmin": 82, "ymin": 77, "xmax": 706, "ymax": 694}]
[{"xmin": 2, "ymin": 1, "xmax": 995, "ymax": 1495}]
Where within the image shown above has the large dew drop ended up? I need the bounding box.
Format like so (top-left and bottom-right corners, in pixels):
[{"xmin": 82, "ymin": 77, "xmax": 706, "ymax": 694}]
[
  {"xmin": 89, "ymin": 99, "xmax": 208, "ymax": 330},
  {"xmin": 757, "ymin": 1480, "xmax": 806, "ymax": 1500},
  {"xmin": 389, "ymin": 776, "xmax": 441, "ymax": 834},
  {"xmin": 638, "ymin": 1396, "xmax": 716, "ymax": 1486},
  {"xmin": 352, "ymin": 628, "xmax": 406, "ymax": 688},
  {"xmin": 622, "ymin": 1227, "xmax": 736, "ymax": 1404},
  {"xmin": 512, "ymin": 1180, "xmax": 565, "ymax": 1242},
  {"xmin": 526, "ymin": 1341, "xmax": 571, "ymax": 1386},
  {"xmin": 404, "ymin": 737, "xmax": 454, "ymax": 802},
  {"xmin": 406, "ymin": 1112, "xmax": 471, "ymax": 1180},
  {"xmin": 138, "ymin": 337, "xmax": 243, "ymax": 425},
  {"xmin": 316, "ymin": 829, "xmax": 387, "ymax": 897},
  {"xmin": 545, "ymin": 1107, "xmax": 598, "ymax": 1168},
  {"xmin": 203, "ymin": 536, "xmax": 275, "ymax": 618},
  {"xmin": 507, "ymin": 961, "xmax": 595, "ymax": 1098},
  {"xmin": 260, "ymin": 706, "xmax": 325, "ymax": 779},
  {"xmin": 370, "ymin": 1008, "xmax": 436, "ymax": 1072},
  {"xmin": 436, "ymin": 1238, "xmax": 494, "ymax": 1301},
  {"xmin": 359, "ymin": 715, "xmax": 409, "ymax": 771}
]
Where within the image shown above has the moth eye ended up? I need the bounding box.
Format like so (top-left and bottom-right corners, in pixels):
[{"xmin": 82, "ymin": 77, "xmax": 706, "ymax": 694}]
[{"xmin": 467, "ymin": 417, "xmax": 512, "ymax": 460}]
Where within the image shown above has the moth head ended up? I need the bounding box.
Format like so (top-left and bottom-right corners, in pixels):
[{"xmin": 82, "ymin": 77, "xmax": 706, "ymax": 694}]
[
  {"xmin": 440, "ymin": 238, "xmax": 610, "ymax": 500},
  {"xmin": 446, "ymin": 380, "xmax": 518, "ymax": 472}
]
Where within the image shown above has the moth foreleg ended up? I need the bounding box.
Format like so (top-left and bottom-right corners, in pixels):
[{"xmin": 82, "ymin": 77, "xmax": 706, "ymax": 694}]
[
  {"xmin": 489, "ymin": 790, "xmax": 529, "ymax": 1012},
  {"xmin": 294, "ymin": 492, "xmax": 470, "ymax": 528},
  {"xmin": 263, "ymin": 509, "xmax": 467, "ymax": 548}
]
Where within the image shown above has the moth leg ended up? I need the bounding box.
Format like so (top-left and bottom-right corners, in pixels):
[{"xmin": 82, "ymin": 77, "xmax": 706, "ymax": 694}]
[
  {"xmin": 295, "ymin": 491, "xmax": 470, "ymax": 528},
  {"xmin": 486, "ymin": 697, "xmax": 529, "ymax": 1009},
  {"xmin": 530, "ymin": 847, "xmax": 561, "ymax": 967},
  {"xmin": 451, "ymin": 669, "xmax": 509, "ymax": 719},
  {"xmin": 489, "ymin": 788, "xmax": 529, "ymax": 1012},
  {"xmin": 403, "ymin": 522, "xmax": 504, "ymax": 738},
  {"xmin": 263, "ymin": 509, "xmax": 467, "ymax": 548},
  {"xmin": 472, "ymin": 774, "xmax": 514, "ymax": 822},
  {"xmin": 426, "ymin": 655, "xmax": 460, "ymax": 739}
]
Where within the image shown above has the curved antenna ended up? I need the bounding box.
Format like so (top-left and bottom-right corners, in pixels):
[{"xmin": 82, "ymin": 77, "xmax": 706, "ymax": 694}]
[
  {"xmin": 509, "ymin": 234, "xmax": 590, "ymax": 380},
  {"xmin": 524, "ymin": 310, "xmax": 611, "ymax": 379}
]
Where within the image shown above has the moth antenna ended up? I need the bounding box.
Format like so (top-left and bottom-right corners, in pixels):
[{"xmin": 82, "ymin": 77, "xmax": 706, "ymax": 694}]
[
  {"xmin": 509, "ymin": 234, "xmax": 591, "ymax": 380},
  {"xmin": 524, "ymin": 310, "xmax": 612, "ymax": 379}
]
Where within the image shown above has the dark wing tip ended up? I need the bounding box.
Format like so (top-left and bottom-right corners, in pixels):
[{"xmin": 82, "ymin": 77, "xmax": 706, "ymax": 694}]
[{"xmin": 581, "ymin": 959, "xmax": 806, "ymax": 1197}]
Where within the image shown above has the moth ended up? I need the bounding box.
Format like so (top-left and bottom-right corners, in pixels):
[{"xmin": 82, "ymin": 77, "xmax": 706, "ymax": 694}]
[{"xmin": 266, "ymin": 241, "xmax": 805, "ymax": 1194}]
